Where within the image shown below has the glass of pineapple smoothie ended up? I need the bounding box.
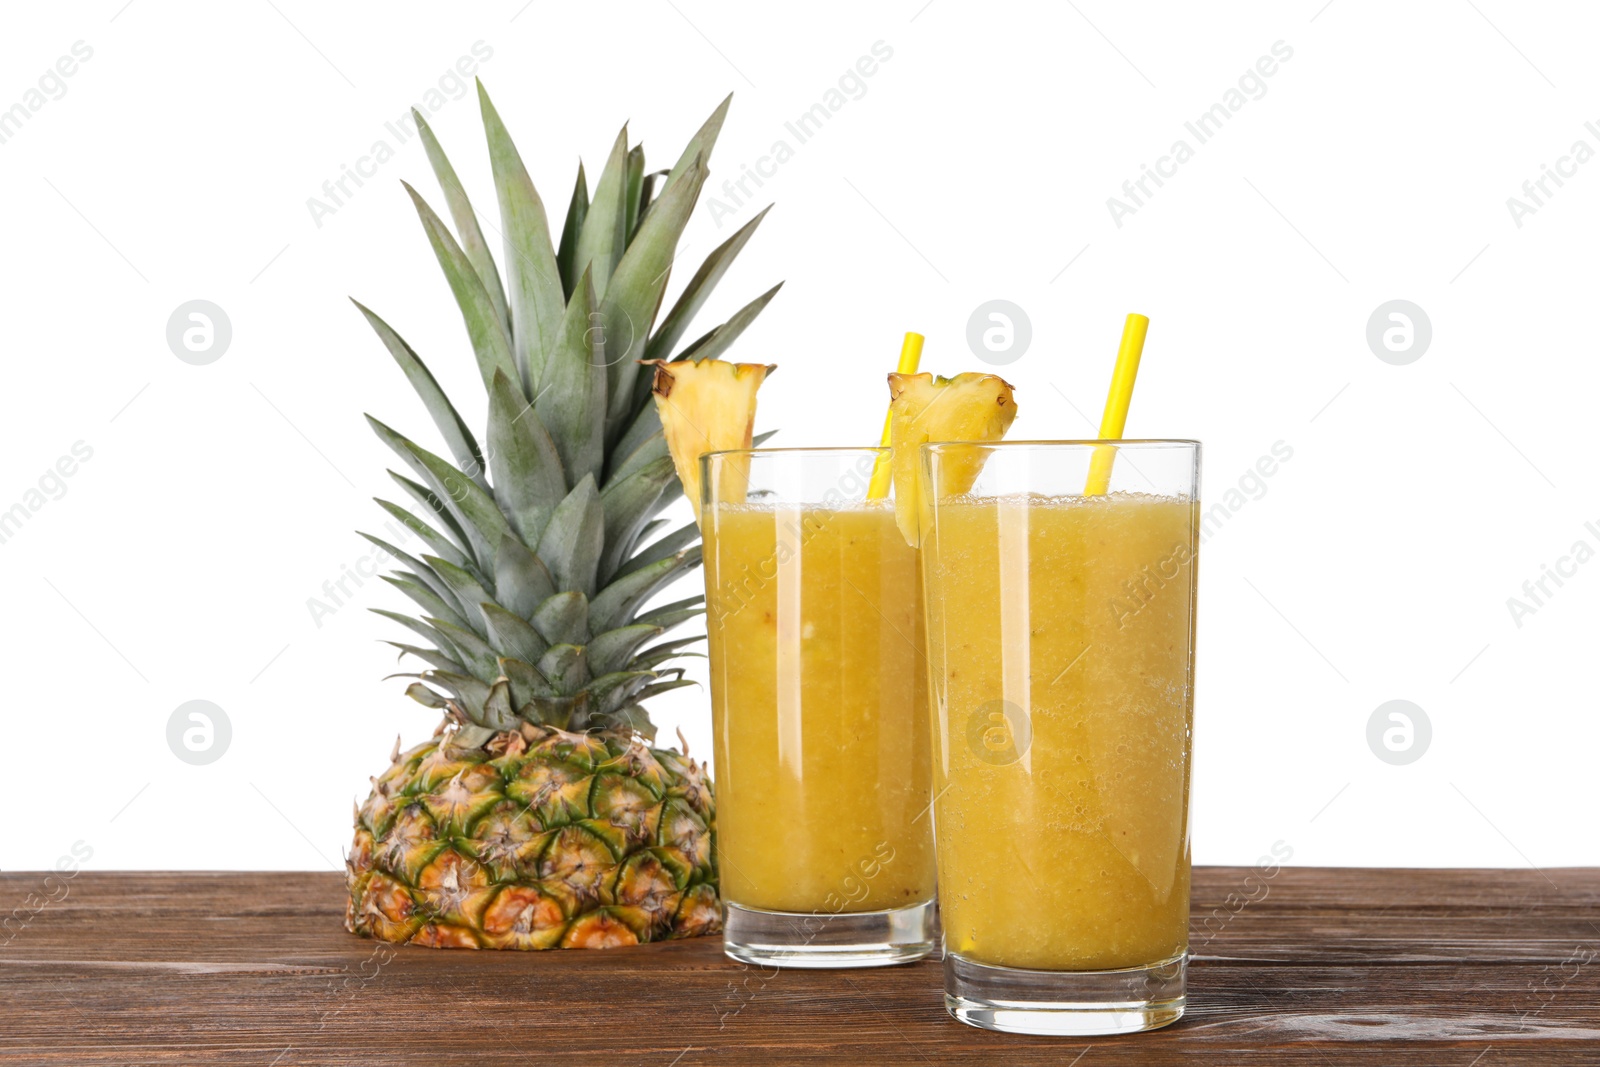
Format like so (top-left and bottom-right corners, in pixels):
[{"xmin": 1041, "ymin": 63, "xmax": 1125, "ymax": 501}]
[
  {"xmin": 700, "ymin": 447, "xmax": 938, "ymax": 967},
  {"xmin": 919, "ymin": 440, "xmax": 1199, "ymax": 1034}
]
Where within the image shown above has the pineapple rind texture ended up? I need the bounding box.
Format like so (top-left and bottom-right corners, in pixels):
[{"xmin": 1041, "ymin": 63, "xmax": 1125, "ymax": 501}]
[
  {"xmin": 346, "ymin": 726, "xmax": 720, "ymax": 948},
  {"xmin": 348, "ymin": 85, "xmax": 774, "ymax": 949}
]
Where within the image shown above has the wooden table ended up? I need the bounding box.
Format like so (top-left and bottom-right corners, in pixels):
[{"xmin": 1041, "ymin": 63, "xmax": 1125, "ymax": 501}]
[{"xmin": 3, "ymin": 868, "xmax": 1597, "ymax": 1064}]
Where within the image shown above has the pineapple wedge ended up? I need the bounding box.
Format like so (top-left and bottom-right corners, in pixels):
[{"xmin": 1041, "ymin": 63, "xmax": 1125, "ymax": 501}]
[
  {"xmin": 646, "ymin": 358, "xmax": 775, "ymax": 525},
  {"xmin": 888, "ymin": 372, "xmax": 1018, "ymax": 547}
]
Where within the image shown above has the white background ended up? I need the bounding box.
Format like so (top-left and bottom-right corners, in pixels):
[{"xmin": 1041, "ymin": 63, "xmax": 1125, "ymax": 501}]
[{"xmin": 2, "ymin": 0, "xmax": 1595, "ymax": 873}]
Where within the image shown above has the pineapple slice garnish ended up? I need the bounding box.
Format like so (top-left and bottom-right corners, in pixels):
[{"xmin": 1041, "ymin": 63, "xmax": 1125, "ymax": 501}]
[
  {"xmin": 645, "ymin": 358, "xmax": 775, "ymax": 526},
  {"xmin": 887, "ymin": 372, "xmax": 1018, "ymax": 547}
]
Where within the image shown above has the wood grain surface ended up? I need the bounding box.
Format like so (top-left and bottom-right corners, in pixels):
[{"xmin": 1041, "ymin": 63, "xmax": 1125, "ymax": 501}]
[{"xmin": 2, "ymin": 867, "xmax": 1597, "ymax": 1064}]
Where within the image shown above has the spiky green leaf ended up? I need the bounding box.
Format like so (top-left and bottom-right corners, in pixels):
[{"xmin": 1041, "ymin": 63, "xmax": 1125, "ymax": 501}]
[
  {"xmin": 528, "ymin": 694, "xmax": 584, "ymax": 731},
  {"xmin": 536, "ymin": 268, "xmax": 607, "ymax": 488},
  {"xmin": 556, "ymin": 163, "xmax": 588, "ymax": 297},
  {"xmin": 479, "ymin": 82, "xmax": 566, "ymax": 392},
  {"xmin": 530, "ymin": 590, "xmax": 589, "ymax": 648},
  {"xmin": 633, "ymin": 169, "xmax": 664, "ymax": 237},
  {"xmin": 610, "ymin": 402, "xmax": 663, "ymax": 478},
  {"xmin": 574, "ymin": 126, "xmax": 630, "ymax": 298},
  {"xmin": 537, "ymin": 644, "xmax": 590, "ymax": 694},
  {"xmin": 609, "ymin": 705, "xmax": 656, "ymax": 741},
  {"xmin": 387, "ymin": 472, "xmax": 479, "ymax": 567},
  {"xmin": 494, "ymin": 534, "xmax": 556, "ymax": 620},
  {"xmin": 623, "ymin": 144, "xmax": 646, "ymax": 241},
  {"xmin": 382, "ymin": 574, "xmax": 471, "ymax": 635},
  {"xmin": 621, "ymin": 522, "xmax": 699, "ymax": 577},
  {"xmin": 373, "ymin": 498, "xmax": 474, "ymax": 575},
  {"xmin": 481, "ymin": 602, "xmax": 549, "ymax": 664},
  {"xmin": 369, "ymin": 418, "xmax": 481, "ymax": 560},
  {"xmin": 426, "ymin": 618, "xmax": 501, "ymax": 683},
  {"xmin": 371, "ymin": 609, "xmax": 461, "ymax": 661},
  {"xmin": 598, "ymin": 455, "xmax": 675, "ymax": 583},
  {"xmin": 633, "ymin": 635, "xmax": 706, "ymax": 671},
  {"xmin": 634, "ymin": 595, "xmax": 704, "ymax": 634},
  {"xmin": 588, "ymin": 623, "xmax": 664, "ymax": 676},
  {"xmin": 608, "ymin": 429, "xmax": 669, "ymax": 484},
  {"xmin": 421, "ymin": 668, "xmax": 486, "ymax": 702},
  {"xmin": 385, "ymin": 642, "xmax": 466, "ymax": 675},
  {"xmin": 483, "ymin": 677, "xmax": 517, "ymax": 729},
  {"xmin": 367, "ymin": 414, "xmax": 433, "ymax": 484},
  {"xmin": 633, "ymin": 518, "xmax": 667, "ymax": 545},
  {"xmin": 645, "ymin": 205, "xmax": 770, "ymax": 363},
  {"xmin": 601, "ymin": 156, "xmax": 709, "ymax": 437},
  {"xmin": 405, "ymin": 682, "xmax": 451, "ymax": 709},
  {"xmin": 399, "ymin": 434, "xmax": 514, "ymax": 566},
  {"xmin": 499, "ymin": 655, "xmax": 555, "ymax": 709},
  {"xmin": 412, "ymin": 109, "xmax": 510, "ymax": 337},
  {"xmin": 589, "ymin": 670, "xmax": 655, "ymax": 715},
  {"xmin": 675, "ymin": 281, "xmax": 782, "ymax": 364},
  {"xmin": 487, "ymin": 369, "xmax": 567, "ymax": 546},
  {"xmin": 402, "ymin": 182, "xmax": 519, "ymax": 393},
  {"xmin": 353, "ymin": 301, "xmax": 486, "ymax": 486},
  {"xmin": 424, "ymin": 670, "xmax": 494, "ymax": 723},
  {"xmin": 663, "ymin": 93, "xmax": 731, "ymax": 192},
  {"xmin": 452, "ymin": 724, "xmax": 501, "ymax": 750},
  {"xmin": 360, "ymin": 533, "xmax": 461, "ymax": 614},
  {"xmin": 636, "ymin": 678, "xmax": 698, "ymax": 703},
  {"xmin": 535, "ymin": 474, "xmax": 603, "ymax": 597},
  {"xmin": 590, "ymin": 549, "xmax": 696, "ymax": 633},
  {"xmin": 424, "ymin": 556, "xmax": 495, "ymax": 634}
]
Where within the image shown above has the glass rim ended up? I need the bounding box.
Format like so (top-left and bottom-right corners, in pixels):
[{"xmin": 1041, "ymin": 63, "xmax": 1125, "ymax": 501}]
[
  {"xmin": 704, "ymin": 441, "xmax": 1196, "ymax": 459},
  {"xmin": 702, "ymin": 444, "xmax": 889, "ymax": 462},
  {"xmin": 922, "ymin": 438, "xmax": 1199, "ymax": 451}
]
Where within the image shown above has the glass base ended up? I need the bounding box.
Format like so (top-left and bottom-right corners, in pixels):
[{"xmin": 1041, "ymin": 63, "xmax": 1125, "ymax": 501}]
[
  {"xmin": 944, "ymin": 951, "xmax": 1186, "ymax": 1035},
  {"xmin": 722, "ymin": 900, "xmax": 937, "ymax": 969}
]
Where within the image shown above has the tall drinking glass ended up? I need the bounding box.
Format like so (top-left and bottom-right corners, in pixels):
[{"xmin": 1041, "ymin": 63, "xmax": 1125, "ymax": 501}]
[
  {"xmin": 701, "ymin": 447, "xmax": 938, "ymax": 967},
  {"xmin": 919, "ymin": 440, "xmax": 1199, "ymax": 1034}
]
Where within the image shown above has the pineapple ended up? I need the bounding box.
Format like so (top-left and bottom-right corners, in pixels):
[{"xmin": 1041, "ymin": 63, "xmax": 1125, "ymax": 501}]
[
  {"xmin": 643, "ymin": 358, "xmax": 775, "ymax": 526},
  {"xmin": 345, "ymin": 84, "xmax": 780, "ymax": 950},
  {"xmin": 887, "ymin": 372, "xmax": 1018, "ymax": 547}
]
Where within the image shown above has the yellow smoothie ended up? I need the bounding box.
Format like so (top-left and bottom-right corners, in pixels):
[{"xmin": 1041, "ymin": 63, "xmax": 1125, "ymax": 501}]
[
  {"xmin": 923, "ymin": 492, "xmax": 1197, "ymax": 970},
  {"xmin": 703, "ymin": 500, "xmax": 936, "ymax": 913}
]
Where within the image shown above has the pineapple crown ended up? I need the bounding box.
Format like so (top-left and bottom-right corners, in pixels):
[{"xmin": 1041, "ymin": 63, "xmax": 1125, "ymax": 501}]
[{"xmin": 355, "ymin": 81, "xmax": 778, "ymax": 749}]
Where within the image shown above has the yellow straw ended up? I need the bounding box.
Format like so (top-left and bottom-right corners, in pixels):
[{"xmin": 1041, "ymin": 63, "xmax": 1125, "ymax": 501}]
[
  {"xmin": 1084, "ymin": 313, "xmax": 1149, "ymax": 496},
  {"xmin": 867, "ymin": 332, "xmax": 925, "ymax": 499}
]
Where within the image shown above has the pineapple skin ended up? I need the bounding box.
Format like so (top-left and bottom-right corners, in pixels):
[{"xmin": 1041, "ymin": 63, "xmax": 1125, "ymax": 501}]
[{"xmin": 347, "ymin": 725, "xmax": 720, "ymax": 949}]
